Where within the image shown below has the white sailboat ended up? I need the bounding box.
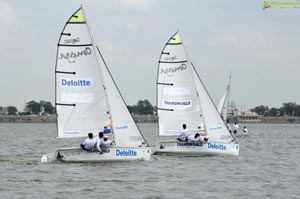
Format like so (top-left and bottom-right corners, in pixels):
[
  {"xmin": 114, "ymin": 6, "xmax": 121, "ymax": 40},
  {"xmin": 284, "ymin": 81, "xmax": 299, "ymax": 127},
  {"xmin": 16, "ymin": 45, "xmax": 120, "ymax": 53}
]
[
  {"xmin": 155, "ymin": 32, "xmax": 239, "ymax": 156},
  {"xmin": 217, "ymin": 72, "xmax": 232, "ymax": 123},
  {"xmin": 41, "ymin": 7, "xmax": 151, "ymax": 162}
]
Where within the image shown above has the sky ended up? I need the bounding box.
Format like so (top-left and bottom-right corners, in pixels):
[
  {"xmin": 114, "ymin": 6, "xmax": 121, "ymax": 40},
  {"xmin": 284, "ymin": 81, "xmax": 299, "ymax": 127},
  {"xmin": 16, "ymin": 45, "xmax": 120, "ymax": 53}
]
[{"xmin": 1, "ymin": 0, "xmax": 300, "ymax": 111}]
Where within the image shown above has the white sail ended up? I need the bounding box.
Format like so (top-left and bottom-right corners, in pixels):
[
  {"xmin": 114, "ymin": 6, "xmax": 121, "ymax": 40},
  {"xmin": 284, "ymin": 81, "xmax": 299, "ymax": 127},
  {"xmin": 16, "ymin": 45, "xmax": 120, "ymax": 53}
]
[
  {"xmin": 55, "ymin": 8, "xmax": 109, "ymax": 138},
  {"xmin": 157, "ymin": 32, "xmax": 204, "ymax": 136},
  {"xmin": 191, "ymin": 65, "xmax": 233, "ymax": 143},
  {"xmin": 217, "ymin": 73, "xmax": 231, "ymax": 122},
  {"xmin": 217, "ymin": 88, "xmax": 227, "ymax": 113},
  {"xmin": 217, "ymin": 86, "xmax": 229, "ymax": 122},
  {"xmin": 95, "ymin": 47, "xmax": 148, "ymax": 147}
]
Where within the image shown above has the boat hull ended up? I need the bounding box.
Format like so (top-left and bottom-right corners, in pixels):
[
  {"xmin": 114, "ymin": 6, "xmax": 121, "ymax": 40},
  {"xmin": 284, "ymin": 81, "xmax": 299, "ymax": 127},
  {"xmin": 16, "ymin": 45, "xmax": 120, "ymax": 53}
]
[
  {"xmin": 41, "ymin": 146, "xmax": 151, "ymax": 163},
  {"xmin": 154, "ymin": 141, "xmax": 239, "ymax": 156}
]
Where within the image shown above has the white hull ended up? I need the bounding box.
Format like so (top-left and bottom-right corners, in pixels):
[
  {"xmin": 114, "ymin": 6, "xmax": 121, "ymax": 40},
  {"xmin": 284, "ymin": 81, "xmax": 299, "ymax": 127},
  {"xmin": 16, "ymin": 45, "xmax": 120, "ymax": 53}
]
[
  {"xmin": 41, "ymin": 146, "xmax": 151, "ymax": 163},
  {"xmin": 154, "ymin": 141, "xmax": 239, "ymax": 156}
]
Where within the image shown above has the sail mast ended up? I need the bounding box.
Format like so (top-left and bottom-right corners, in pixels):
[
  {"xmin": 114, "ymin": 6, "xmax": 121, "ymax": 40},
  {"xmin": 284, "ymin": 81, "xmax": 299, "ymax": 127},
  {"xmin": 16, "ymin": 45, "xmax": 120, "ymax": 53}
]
[{"xmin": 224, "ymin": 71, "xmax": 232, "ymax": 122}]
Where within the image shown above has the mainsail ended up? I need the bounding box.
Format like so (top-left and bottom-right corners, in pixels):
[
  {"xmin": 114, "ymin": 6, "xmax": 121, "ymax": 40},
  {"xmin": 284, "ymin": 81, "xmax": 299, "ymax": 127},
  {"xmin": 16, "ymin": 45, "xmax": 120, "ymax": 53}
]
[
  {"xmin": 55, "ymin": 7, "xmax": 147, "ymax": 147},
  {"xmin": 157, "ymin": 32, "xmax": 203, "ymax": 136},
  {"xmin": 56, "ymin": 8, "xmax": 109, "ymax": 138}
]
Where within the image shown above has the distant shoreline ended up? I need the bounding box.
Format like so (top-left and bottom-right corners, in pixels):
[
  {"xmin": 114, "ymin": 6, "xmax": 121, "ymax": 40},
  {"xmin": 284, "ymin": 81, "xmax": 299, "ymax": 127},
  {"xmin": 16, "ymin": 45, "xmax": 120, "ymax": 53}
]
[{"xmin": 0, "ymin": 115, "xmax": 300, "ymax": 124}]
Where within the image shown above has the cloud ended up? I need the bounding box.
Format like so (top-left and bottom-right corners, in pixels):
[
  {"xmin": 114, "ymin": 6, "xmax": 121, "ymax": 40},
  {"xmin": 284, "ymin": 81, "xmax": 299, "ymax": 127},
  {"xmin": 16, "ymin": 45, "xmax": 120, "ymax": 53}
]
[
  {"xmin": 84, "ymin": 0, "xmax": 155, "ymax": 11},
  {"xmin": 122, "ymin": 0, "xmax": 154, "ymax": 10},
  {"xmin": 0, "ymin": 1, "xmax": 16, "ymax": 25}
]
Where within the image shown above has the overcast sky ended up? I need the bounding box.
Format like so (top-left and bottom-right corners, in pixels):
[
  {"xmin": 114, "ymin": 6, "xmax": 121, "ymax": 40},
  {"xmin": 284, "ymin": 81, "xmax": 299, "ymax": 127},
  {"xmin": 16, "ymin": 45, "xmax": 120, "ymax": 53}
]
[{"xmin": 1, "ymin": 0, "xmax": 300, "ymax": 111}]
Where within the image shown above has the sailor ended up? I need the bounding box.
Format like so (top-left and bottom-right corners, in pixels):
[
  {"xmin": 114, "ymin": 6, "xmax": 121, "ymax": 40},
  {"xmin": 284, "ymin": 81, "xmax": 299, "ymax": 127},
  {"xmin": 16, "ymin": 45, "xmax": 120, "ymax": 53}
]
[
  {"xmin": 80, "ymin": 132, "xmax": 96, "ymax": 151},
  {"xmin": 243, "ymin": 126, "xmax": 248, "ymax": 136},
  {"xmin": 187, "ymin": 133, "xmax": 209, "ymax": 143},
  {"xmin": 177, "ymin": 124, "xmax": 189, "ymax": 141},
  {"xmin": 95, "ymin": 132, "xmax": 104, "ymax": 153},
  {"xmin": 186, "ymin": 133, "xmax": 200, "ymax": 142},
  {"xmin": 100, "ymin": 135, "xmax": 112, "ymax": 153},
  {"xmin": 199, "ymin": 135, "xmax": 209, "ymax": 143},
  {"xmin": 227, "ymin": 124, "xmax": 232, "ymax": 133},
  {"xmin": 233, "ymin": 122, "xmax": 239, "ymax": 134}
]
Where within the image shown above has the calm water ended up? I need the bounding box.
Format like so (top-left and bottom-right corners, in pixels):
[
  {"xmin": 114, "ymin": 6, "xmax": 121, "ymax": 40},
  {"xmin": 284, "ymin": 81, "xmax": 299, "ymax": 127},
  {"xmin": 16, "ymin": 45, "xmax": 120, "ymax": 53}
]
[{"xmin": 0, "ymin": 123, "xmax": 299, "ymax": 199}]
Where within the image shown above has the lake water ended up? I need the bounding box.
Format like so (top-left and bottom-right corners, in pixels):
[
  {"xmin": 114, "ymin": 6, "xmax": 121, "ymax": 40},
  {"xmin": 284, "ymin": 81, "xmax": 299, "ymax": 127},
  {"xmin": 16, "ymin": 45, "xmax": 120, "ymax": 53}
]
[{"xmin": 0, "ymin": 123, "xmax": 299, "ymax": 199}]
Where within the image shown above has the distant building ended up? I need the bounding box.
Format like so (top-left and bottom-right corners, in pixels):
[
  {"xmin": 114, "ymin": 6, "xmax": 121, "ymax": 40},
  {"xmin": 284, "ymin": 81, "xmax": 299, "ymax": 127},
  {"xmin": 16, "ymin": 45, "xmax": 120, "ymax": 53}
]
[{"xmin": 234, "ymin": 111, "xmax": 261, "ymax": 123}]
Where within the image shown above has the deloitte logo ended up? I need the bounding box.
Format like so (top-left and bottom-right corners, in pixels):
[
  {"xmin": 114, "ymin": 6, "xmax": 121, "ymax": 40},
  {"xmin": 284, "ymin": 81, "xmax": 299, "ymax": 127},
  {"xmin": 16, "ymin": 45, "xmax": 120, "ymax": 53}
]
[
  {"xmin": 116, "ymin": 149, "xmax": 137, "ymax": 156},
  {"xmin": 61, "ymin": 78, "xmax": 92, "ymax": 87},
  {"xmin": 208, "ymin": 143, "xmax": 227, "ymax": 150}
]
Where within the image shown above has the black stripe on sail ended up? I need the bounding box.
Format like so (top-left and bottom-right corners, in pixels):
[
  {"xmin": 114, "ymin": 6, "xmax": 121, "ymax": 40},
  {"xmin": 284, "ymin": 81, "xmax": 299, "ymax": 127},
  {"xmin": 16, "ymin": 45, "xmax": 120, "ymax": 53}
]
[
  {"xmin": 159, "ymin": 60, "xmax": 187, "ymax": 64},
  {"xmin": 58, "ymin": 44, "xmax": 93, "ymax": 47},
  {"xmin": 162, "ymin": 52, "xmax": 170, "ymax": 55},
  {"xmin": 166, "ymin": 43, "xmax": 182, "ymax": 45},
  {"xmin": 62, "ymin": 33, "xmax": 71, "ymax": 36},
  {"xmin": 56, "ymin": 103, "xmax": 76, "ymax": 106},
  {"xmin": 157, "ymin": 108, "xmax": 174, "ymax": 111},
  {"xmin": 157, "ymin": 82, "xmax": 173, "ymax": 86},
  {"xmin": 56, "ymin": 71, "xmax": 76, "ymax": 75},
  {"xmin": 66, "ymin": 22, "xmax": 86, "ymax": 24}
]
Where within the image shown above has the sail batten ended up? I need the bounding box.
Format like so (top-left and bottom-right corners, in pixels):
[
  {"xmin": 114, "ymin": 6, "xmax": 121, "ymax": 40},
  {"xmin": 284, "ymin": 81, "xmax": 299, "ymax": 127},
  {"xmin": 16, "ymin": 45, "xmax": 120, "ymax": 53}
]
[
  {"xmin": 58, "ymin": 44, "xmax": 93, "ymax": 47},
  {"xmin": 159, "ymin": 60, "xmax": 188, "ymax": 64}
]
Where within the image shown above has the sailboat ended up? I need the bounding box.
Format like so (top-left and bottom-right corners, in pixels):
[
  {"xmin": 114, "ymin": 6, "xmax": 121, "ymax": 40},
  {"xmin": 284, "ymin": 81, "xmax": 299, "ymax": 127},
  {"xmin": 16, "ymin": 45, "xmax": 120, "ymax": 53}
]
[
  {"xmin": 155, "ymin": 32, "xmax": 239, "ymax": 156},
  {"xmin": 217, "ymin": 72, "xmax": 232, "ymax": 123},
  {"xmin": 41, "ymin": 7, "xmax": 151, "ymax": 162}
]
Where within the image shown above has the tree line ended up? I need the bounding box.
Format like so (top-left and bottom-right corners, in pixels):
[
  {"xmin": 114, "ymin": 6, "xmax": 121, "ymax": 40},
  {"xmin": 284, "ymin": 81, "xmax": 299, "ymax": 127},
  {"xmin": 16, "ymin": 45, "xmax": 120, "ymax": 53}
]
[
  {"xmin": 0, "ymin": 99, "xmax": 155, "ymax": 116},
  {"xmin": 250, "ymin": 102, "xmax": 300, "ymax": 117},
  {"xmin": 0, "ymin": 100, "xmax": 56, "ymax": 116},
  {"xmin": 2, "ymin": 100, "xmax": 300, "ymax": 117}
]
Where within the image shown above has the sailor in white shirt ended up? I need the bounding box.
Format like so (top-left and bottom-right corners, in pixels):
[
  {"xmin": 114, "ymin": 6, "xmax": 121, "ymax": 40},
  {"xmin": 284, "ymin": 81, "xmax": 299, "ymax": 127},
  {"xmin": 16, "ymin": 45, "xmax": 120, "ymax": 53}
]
[
  {"xmin": 243, "ymin": 126, "xmax": 248, "ymax": 136},
  {"xmin": 80, "ymin": 132, "xmax": 96, "ymax": 151},
  {"xmin": 227, "ymin": 124, "xmax": 232, "ymax": 133},
  {"xmin": 233, "ymin": 122, "xmax": 239, "ymax": 134},
  {"xmin": 177, "ymin": 124, "xmax": 189, "ymax": 141},
  {"xmin": 187, "ymin": 133, "xmax": 209, "ymax": 143},
  {"xmin": 95, "ymin": 132, "xmax": 104, "ymax": 153},
  {"xmin": 101, "ymin": 136, "xmax": 112, "ymax": 153}
]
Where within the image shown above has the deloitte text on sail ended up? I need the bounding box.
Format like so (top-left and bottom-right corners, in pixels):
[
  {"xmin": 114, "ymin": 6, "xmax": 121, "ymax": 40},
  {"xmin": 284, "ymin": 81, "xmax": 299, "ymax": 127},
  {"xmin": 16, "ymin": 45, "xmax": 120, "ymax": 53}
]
[{"xmin": 61, "ymin": 79, "xmax": 92, "ymax": 87}]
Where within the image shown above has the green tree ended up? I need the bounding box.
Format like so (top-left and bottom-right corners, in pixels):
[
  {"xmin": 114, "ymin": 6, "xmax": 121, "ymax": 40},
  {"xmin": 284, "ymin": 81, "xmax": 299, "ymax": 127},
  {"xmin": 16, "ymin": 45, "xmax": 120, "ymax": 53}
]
[
  {"xmin": 282, "ymin": 102, "xmax": 297, "ymax": 116},
  {"xmin": 127, "ymin": 99, "xmax": 154, "ymax": 115},
  {"xmin": 136, "ymin": 99, "xmax": 154, "ymax": 115},
  {"xmin": 268, "ymin": 108, "xmax": 279, "ymax": 116},
  {"xmin": 40, "ymin": 100, "xmax": 55, "ymax": 114},
  {"xmin": 250, "ymin": 105, "xmax": 268, "ymax": 115},
  {"xmin": 0, "ymin": 106, "xmax": 5, "ymax": 115},
  {"xmin": 25, "ymin": 100, "xmax": 41, "ymax": 115},
  {"xmin": 6, "ymin": 106, "xmax": 18, "ymax": 115}
]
